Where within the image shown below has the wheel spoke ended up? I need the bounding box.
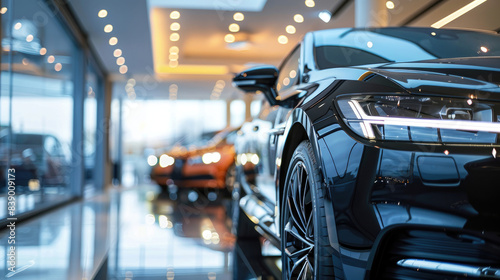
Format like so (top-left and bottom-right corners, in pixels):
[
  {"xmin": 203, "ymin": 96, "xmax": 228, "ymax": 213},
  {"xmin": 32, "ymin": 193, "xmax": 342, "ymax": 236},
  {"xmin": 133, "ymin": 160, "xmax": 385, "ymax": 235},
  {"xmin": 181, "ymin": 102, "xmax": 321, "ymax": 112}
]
[
  {"xmin": 285, "ymin": 221, "xmax": 313, "ymax": 247},
  {"xmin": 283, "ymin": 159, "xmax": 317, "ymax": 280},
  {"xmin": 290, "ymin": 254, "xmax": 307, "ymax": 277}
]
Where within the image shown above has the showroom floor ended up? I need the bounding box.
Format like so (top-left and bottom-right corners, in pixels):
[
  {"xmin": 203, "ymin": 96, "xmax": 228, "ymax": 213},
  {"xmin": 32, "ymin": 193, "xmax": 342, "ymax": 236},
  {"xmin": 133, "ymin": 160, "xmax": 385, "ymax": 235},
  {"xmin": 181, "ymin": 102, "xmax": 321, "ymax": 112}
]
[{"xmin": 0, "ymin": 185, "xmax": 233, "ymax": 279}]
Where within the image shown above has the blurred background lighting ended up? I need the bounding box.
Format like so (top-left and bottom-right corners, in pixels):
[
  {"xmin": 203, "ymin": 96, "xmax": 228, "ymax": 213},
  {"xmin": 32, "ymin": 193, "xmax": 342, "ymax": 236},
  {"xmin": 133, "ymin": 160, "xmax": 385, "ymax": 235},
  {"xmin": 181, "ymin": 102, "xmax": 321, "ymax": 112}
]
[
  {"xmin": 229, "ymin": 23, "xmax": 240, "ymax": 32},
  {"xmin": 170, "ymin": 11, "xmax": 180, "ymax": 19},
  {"xmin": 98, "ymin": 9, "xmax": 107, "ymax": 18}
]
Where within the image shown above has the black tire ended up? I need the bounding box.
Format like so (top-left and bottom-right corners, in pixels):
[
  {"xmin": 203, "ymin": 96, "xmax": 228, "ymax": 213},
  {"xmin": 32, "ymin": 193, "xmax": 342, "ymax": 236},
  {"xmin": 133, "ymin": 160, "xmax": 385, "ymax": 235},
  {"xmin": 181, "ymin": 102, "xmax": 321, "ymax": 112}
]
[{"xmin": 281, "ymin": 141, "xmax": 334, "ymax": 279}]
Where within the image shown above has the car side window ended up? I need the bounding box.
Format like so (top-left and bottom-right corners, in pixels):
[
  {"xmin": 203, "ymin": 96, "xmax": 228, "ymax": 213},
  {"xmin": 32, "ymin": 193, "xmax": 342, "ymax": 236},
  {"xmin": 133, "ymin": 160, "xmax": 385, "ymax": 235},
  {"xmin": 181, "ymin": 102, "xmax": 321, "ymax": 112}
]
[{"xmin": 276, "ymin": 45, "xmax": 300, "ymax": 94}]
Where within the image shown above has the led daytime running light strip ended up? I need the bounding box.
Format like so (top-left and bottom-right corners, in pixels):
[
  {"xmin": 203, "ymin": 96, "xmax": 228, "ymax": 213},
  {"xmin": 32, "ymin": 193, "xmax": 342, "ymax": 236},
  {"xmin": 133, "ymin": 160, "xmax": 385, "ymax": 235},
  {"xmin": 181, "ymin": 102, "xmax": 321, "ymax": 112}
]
[{"xmin": 347, "ymin": 100, "xmax": 500, "ymax": 139}]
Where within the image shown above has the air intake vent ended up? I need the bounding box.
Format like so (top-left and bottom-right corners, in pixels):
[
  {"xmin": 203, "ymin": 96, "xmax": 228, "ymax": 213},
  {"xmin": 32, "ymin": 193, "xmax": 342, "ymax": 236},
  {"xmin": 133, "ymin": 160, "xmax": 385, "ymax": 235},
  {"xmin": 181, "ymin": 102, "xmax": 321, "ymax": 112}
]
[{"xmin": 369, "ymin": 228, "xmax": 500, "ymax": 280}]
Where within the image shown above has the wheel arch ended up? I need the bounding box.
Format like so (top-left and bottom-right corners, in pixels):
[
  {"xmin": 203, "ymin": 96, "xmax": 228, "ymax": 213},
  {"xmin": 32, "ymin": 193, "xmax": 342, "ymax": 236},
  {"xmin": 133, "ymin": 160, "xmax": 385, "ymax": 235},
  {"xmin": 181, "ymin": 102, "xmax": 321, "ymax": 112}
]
[{"xmin": 277, "ymin": 108, "xmax": 326, "ymax": 207}]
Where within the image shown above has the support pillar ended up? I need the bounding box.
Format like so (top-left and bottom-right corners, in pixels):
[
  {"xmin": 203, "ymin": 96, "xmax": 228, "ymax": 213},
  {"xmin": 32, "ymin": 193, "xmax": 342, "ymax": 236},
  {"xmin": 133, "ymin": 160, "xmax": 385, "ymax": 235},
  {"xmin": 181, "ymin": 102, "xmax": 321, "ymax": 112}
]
[{"xmin": 355, "ymin": 0, "xmax": 388, "ymax": 28}]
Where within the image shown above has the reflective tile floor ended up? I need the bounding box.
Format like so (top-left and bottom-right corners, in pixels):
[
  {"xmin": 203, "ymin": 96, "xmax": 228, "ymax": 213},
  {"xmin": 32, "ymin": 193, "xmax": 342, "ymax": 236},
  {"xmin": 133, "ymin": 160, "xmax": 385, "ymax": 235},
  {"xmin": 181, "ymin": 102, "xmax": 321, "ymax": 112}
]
[{"xmin": 0, "ymin": 185, "xmax": 234, "ymax": 279}]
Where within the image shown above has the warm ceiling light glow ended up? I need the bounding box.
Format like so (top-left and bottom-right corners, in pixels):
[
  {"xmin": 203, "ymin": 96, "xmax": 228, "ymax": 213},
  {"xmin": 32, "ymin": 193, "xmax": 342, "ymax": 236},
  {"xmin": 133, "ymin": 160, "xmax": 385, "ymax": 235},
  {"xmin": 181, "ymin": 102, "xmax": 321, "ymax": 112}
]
[
  {"xmin": 104, "ymin": 24, "xmax": 113, "ymax": 33},
  {"xmin": 233, "ymin": 12, "xmax": 244, "ymax": 21},
  {"xmin": 431, "ymin": 32, "xmax": 437, "ymax": 36},
  {"xmin": 47, "ymin": 55, "xmax": 55, "ymax": 63},
  {"xmin": 1, "ymin": 7, "xmax": 7, "ymax": 14},
  {"xmin": 386, "ymin": 1, "xmax": 395, "ymax": 9},
  {"xmin": 169, "ymin": 60, "xmax": 179, "ymax": 68},
  {"xmin": 116, "ymin": 57, "xmax": 125, "ymax": 65},
  {"xmin": 169, "ymin": 53, "xmax": 178, "ymax": 60},
  {"xmin": 431, "ymin": 0, "xmax": 487, "ymax": 29},
  {"xmin": 14, "ymin": 22, "xmax": 22, "ymax": 30},
  {"xmin": 119, "ymin": 65, "xmax": 128, "ymax": 74},
  {"xmin": 170, "ymin": 33, "xmax": 180, "ymax": 41},
  {"xmin": 305, "ymin": 0, "xmax": 315, "ymax": 8},
  {"xmin": 319, "ymin": 10, "xmax": 332, "ymax": 23},
  {"xmin": 278, "ymin": 35, "xmax": 288, "ymax": 44},
  {"xmin": 294, "ymin": 14, "xmax": 304, "ymax": 23},
  {"xmin": 98, "ymin": 9, "xmax": 107, "ymax": 18},
  {"xmin": 26, "ymin": 34, "xmax": 34, "ymax": 42},
  {"xmin": 224, "ymin": 34, "xmax": 235, "ymax": 43},
  {"xmin": 229, "ymin": 23, "xmax": 240, "ymax": 32},
  {"xmin": 109, "ymin": 37, "xmax": 118, "ymax": 45},
  {"xmin": 170, "ymin": 22, "xmax": 180, "ymax": 31},
  {"xmin": 170, "ymin": 11, "xmax": 180, "ymax": 19},
  {"xmin": 367, "ymin": 41, "xmax": 373, "ymax": 48},
  {"xmin": 39, "ymin": 47, "xmax": 47, "ymax": 55},
  {"xmin": 158, "ymin": 64, "xmax": 229, "ymax": 75},
  {"xmin": 285, "ymin": 25, "xmax": 296, "ymax": 34},
  {"xmin": 480, "ymin": 46, "xmax": 488, "ymax": 52},
  {"xmin": 113, "ymin": 49, "xmax": 122, "ymax": 57},
  {"xmin": 54, "ymin": 63, "xmax": 62, "ymax": 72},
  {"xmin": 169, "ymin": 46, "xmax": 179, "ymax": 54}
]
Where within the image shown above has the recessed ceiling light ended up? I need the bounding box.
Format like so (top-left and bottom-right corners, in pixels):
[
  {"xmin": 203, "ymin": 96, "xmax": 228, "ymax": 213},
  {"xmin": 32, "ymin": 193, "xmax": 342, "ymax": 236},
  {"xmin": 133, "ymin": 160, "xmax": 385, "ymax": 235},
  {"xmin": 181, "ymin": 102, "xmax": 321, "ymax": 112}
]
[
  {"xmin": 98, "ymin": 9, "xmax": 107, "ymax": 18},
  {"xmin": 431, "ymin": 0, "xmax": 486, "ymax": 29},
  {"xmin": 113, "ymin": 49, "xmax": 122, "ymax": 57},
  {"xmin": 119, "ymin": 65, "xmax": 128, "ymax": 74},
  {"xmin": 104, "ymin": 24, "xmax": 113, "ymax": 33},
  {"xmin": 278, "ymin": 35, "xmax": 288, "ymax": 44},
  {"xmin": 170, "ymin": 33, "xmax": 180, "ymax": 41},
  {"xmin": 367, "ymin": 41, "xmax": 373, "ymax": 48},
  {"xmin": 169, "ymin": 46, "xmax": 179, "ymax": 54},
  {"xmin": 294, "ymin": 14, "xmax": 304, "ymax": 23},
  {"xmin": 109, "ymin": 37, "xmax": 118, "ymax": 45},
  {"xmin": 305, "ymin": 0, "xmax": 315, "ymax": 8},
  {"xmin": 285, "ymin": 25, "xmax": 296, "ymax": 34},
  {"xmin": 14, "ymin": 22, "xmax": 22, "ymax": 30},
  {"xmin": 169, "ymin": 53, "xmax": 179, "ymax": 60},
  {"xmin": 47, "ymin": 55, "xmax": 55, "ymax": 63},
  {"xmin": 480, "ymin": 46, "xmax": 488, "ymax": 53},
  {"xmin": 170, "ymin": 11, "xmax": 180, "ymax": 19},
  {"xmin": 0, "ymin": 7, "xmax": 7, "ymax": 14},
  {"xmin": 169, "ymin": 60, "xmax": 179, "ymax": 68},
  {"xmin": 26, "ymin": 34, "xmax": 34, "ymax": 42},
  {"xmin": 233, "ymin": 12, "xmax": 244, "ymax": 21},
  {"xmin": 54, "ymin": 63, "xmax": 62, "ymax": 72},
  {"xmin": 117, "ymin": 57, "xmax": 125, "ymax": 65},
  {"xmin": 319, "ymin": 10, "xmax": 332, "ymax": 23},
  {"xmin": 170, "ymin": 22, "xmax": 180, "ymax": 31},
  {"xmin": 229, "ymin": 23, "xmax": 240, "ymax": 32},
  {"xmin": 39, "ymin": 47, "xmax": 47, "ymax": 55},
  {"xmin": 386, "ymin": 1, "xmax": 395, "ymax": 9},
  {"xmin": 224, "ymin": 34, "xmax": 235, "ymax": 43}
]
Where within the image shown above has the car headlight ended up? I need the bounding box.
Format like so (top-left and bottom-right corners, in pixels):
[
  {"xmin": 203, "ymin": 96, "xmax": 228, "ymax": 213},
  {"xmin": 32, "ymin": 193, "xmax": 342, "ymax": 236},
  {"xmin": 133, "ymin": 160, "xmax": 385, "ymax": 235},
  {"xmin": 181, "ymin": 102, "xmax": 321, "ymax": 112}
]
[
  {"xmin": 335, "ymin": 94, "xmax": 500, "ymax": 144},
  {"xmin": 202, "ymin": 152, "xmax": 221, "ymax": 164},
  {"xmin": 159, "ymin": 154, "xmax": 175, "ymax": 167},
  {"xmin": 147, "ymin": 155, "xmax": 158, "ymax": 166}
]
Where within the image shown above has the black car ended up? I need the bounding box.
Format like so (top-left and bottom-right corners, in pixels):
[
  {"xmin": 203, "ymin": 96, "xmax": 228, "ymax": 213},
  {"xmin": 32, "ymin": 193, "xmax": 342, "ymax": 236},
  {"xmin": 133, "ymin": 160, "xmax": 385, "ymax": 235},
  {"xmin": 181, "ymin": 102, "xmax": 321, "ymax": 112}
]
[{"xmin": 232, "ymin": 27, "xmax": 500, "ymax": 280}]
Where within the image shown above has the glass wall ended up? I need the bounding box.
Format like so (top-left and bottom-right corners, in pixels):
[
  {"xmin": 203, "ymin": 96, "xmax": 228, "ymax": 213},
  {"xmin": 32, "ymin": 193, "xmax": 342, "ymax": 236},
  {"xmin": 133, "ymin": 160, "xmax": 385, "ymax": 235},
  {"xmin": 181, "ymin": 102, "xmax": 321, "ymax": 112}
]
[{"xmin": 0, "ymin": 0, "xmax": 105, "ymax": 220}]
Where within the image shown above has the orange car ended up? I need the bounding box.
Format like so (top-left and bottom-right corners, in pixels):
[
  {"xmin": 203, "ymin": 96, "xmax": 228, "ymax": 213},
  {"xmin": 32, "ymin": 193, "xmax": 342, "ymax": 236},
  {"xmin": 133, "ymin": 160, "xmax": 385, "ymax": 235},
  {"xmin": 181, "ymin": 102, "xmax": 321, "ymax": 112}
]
[{"xmin": 150, "ymin": 127, "xmax": 238, "ymax": 193}]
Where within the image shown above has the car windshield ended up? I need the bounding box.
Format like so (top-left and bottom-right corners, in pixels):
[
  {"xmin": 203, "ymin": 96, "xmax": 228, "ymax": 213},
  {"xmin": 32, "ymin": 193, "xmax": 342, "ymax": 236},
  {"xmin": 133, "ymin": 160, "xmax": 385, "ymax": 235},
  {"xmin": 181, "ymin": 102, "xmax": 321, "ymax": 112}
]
[{"xmin": 314, "ymin": 27, "xmax": 500, "ymax": 70}]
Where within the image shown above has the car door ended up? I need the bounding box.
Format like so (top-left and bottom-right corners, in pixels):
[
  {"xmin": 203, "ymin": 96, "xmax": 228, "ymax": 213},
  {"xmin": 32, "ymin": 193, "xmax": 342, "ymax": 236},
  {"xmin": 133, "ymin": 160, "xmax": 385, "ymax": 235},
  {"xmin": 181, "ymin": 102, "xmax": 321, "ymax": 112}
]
[{"xmin": 251, "ymin": 44, "xmax": 303, "ymax": 206}]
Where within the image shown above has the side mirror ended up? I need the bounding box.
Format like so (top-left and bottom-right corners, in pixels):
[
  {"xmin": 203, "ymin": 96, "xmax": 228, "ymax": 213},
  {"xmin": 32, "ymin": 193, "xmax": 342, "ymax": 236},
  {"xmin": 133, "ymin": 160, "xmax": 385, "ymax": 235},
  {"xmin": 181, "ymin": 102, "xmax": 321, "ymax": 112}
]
[{"xmin": 233, "ymin": 65, "xmax": 280, "ymax": 106}]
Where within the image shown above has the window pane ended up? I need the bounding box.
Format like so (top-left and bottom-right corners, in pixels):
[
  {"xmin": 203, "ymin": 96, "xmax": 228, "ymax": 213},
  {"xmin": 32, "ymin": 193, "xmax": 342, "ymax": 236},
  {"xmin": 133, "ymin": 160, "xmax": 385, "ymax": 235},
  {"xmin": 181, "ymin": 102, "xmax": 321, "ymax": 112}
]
[{"xmin": 0, "ymin": 0, "xmax": 76, "ymax": 219}]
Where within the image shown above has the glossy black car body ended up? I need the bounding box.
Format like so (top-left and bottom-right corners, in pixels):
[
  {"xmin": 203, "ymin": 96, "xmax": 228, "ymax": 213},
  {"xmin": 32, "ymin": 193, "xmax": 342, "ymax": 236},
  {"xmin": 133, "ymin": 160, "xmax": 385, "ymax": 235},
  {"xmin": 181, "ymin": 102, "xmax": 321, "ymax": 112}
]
[{"xmin": 232, "ymin": 27, "xmax": 500, "ymax": 280}]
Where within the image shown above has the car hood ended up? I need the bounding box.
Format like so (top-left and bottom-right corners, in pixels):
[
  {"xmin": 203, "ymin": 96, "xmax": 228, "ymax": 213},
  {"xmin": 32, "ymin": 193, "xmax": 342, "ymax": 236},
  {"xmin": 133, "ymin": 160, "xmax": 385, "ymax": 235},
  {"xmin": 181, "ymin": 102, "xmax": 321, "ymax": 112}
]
[{"xmin": 365, "ymin": 56, "xmax": 500, "ymax": 99}]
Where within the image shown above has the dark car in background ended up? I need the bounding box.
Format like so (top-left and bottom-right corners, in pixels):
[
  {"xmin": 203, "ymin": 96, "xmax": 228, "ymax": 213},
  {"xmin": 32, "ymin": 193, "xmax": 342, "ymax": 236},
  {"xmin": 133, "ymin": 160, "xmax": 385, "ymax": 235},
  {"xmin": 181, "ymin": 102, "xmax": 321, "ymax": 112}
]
[
  {"xmin": 232, "ymin": 27, "xmax": 500, "ymax": 280},
  {"xmin": 150, "ymin": 127, "xmax": 239, "ymax": 194},
  {"xmin": 0, "ymin": 133, "xmax": 70, "ymax": 191}
]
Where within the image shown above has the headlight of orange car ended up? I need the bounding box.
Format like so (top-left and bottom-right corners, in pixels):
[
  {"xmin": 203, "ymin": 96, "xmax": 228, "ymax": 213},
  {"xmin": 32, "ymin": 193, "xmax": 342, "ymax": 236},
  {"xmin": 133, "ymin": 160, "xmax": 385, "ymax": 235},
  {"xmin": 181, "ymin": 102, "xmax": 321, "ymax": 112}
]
[
  {"xmin": 158, "ymin": 154, "xmax": 175, "ymax": 167},
  {"xmin": 201, "ymin": 152, "xmax": 221, "ymax": 164}
]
